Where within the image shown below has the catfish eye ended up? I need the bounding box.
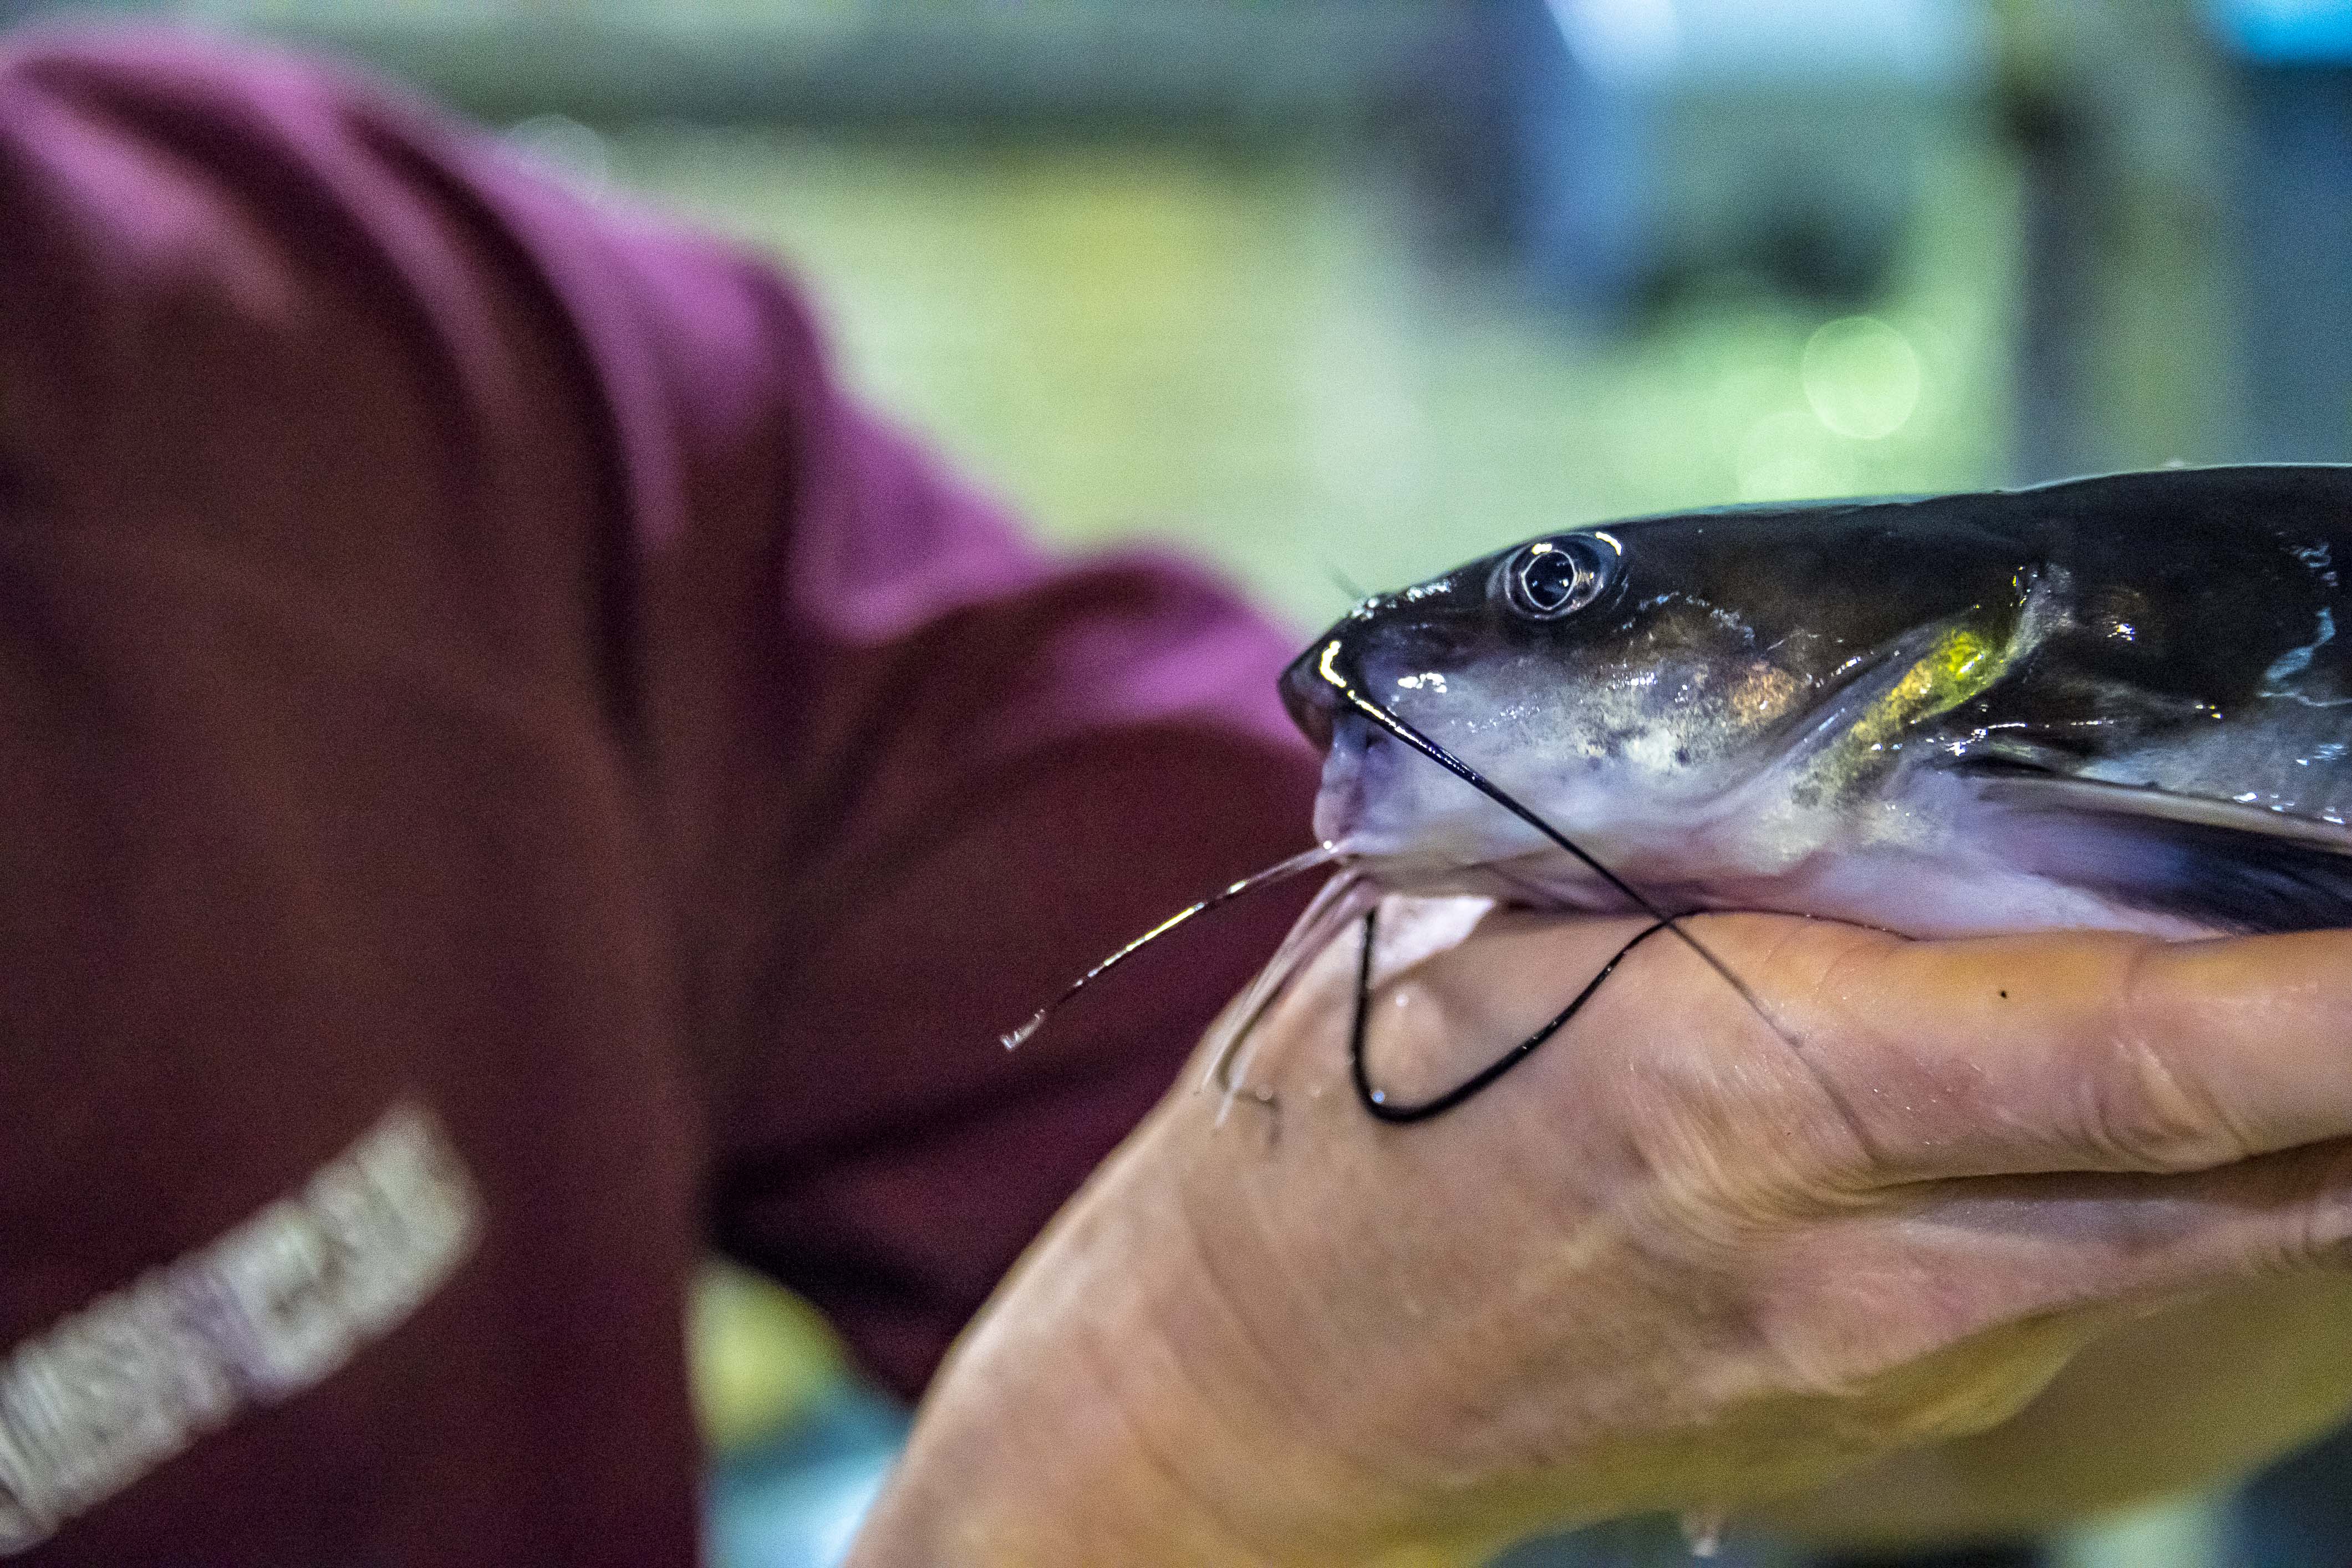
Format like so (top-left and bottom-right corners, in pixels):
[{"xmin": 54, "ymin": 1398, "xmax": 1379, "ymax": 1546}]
[{"xmin": 1500, "ymin": 535, "xmax": 1617, "ymax": 622}]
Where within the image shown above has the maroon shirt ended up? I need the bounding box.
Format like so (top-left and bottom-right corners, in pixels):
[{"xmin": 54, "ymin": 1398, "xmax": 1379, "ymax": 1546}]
[{"xmin": 0, "ymin": 29, "xmax": 1319, "ymax": 1563}]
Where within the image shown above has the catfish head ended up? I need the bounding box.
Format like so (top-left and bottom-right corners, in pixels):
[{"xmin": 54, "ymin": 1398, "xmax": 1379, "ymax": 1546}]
[{"xmin": 1284, "ymin": 466, "xmax": 2352, "ymax": 939}]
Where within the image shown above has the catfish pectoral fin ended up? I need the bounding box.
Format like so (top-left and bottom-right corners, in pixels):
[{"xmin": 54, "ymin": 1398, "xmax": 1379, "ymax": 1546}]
[{"xmin": 1973, "ymin": 768, "xmax": 2352, "ymax": 934}]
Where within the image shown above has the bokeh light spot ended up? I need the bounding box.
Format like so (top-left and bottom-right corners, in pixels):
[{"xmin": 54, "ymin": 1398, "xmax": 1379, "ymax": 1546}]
[{"xmin": 1802, "ymin": 316, "xmax": 1922, "ymax": 440}]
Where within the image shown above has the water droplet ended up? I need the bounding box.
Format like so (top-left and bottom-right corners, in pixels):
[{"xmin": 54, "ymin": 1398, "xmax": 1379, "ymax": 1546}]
[{"xmin": 1679, "ymin": 1506, "xmax": 1727, "ymax": 1558}]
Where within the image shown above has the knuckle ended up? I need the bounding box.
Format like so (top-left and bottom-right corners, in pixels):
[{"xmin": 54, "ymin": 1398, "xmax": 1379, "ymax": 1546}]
[
  {"xmin": 2267, "ymin": 1214, "xmax": 2335, "ymax": 1278},
  {"xmin": 2242, "ymin": 1200, "xmax": 2337, "ymax": 1279},
  {"xmin": 1780, "ymin": 1084, "xmax": 1886, "ymax": 1197},
  {"xmin": 2277, "ymin": 1148, "xmax": 2352, "ymax": 1273},
  {"xmin": 2078, "ymin": 958, "xmax": 2256, "ymax": 1172},
  {"xmin": 1611, "ymin": 919, "xmax": 1905, "ymax": 1216},
  {"xmin": 1762, "ymin": 1047, "xmax": 1888, "ymax": 1198},
  {"xmin": 1625, "ymin": 1063, "xmax": 1875, "ymax": 1227},
  {"xmin": 2077, "ymin": 1031, "xmax": 2248, "ymax": 1171},
  {"xmin": 1774, "ymin": 927, "xmax": 1928, "ymax": 1189},
  {"xmin": 1737, "ymin": 1243, "xmax": 2011, "ymax": 1409}
]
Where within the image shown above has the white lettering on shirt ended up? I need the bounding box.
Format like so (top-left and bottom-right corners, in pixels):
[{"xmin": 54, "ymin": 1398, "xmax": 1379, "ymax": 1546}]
[{"xmin": 0, "ymin": 1102, "xmax": 480, "ymax": 1552}]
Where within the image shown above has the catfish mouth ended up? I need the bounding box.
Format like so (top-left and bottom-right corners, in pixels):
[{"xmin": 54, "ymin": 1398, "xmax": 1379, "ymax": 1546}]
[
  {"xmin": 1310, "ymin": 712, "xmax": 1566, "ymax": 893},
  {"xmin": 1303, "ymin": 704, "xmax": 1663, "ymax": 913},
  {"xmin": 1309, "ymin": 709, "xmax": 1382, "ymax": 847}
]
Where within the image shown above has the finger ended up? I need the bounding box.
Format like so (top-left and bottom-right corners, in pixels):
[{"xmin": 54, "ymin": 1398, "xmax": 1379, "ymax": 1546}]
[
  {"xmin": 1699, "ymin": 919, "xmax": 2352, "ymax": 1183},
  {"xmin": 1763, "ymin": 1134, "xmax": 2352, "ymax": 1379}
]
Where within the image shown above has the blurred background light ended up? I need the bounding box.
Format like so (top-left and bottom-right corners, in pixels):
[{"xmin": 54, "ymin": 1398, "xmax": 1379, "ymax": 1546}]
[
  {"xmin": 2206, "ymin": 0, "xmax": 2352, "ymax": 61},
  {"xmin": 1803, "ymin": 316, "xmax": 1925, "ymax": 439},
  {"xmin": 1545, "ymin": 0, "xmax": 1684, "ymax": 87}
]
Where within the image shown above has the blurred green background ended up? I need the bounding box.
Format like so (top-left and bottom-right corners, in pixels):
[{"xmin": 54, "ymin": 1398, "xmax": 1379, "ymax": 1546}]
[
  {"xmin": 9, "ymin": 1, "xmax": 2349, "ymax": 1564},
  {"xmin": 588, "ymin": 116, "xmax": 2010, "ymax": 630}
]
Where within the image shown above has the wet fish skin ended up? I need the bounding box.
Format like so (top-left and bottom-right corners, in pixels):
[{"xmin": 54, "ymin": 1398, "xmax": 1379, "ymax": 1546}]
[{"xmin": 1283, "ymin": 466, "xmax": 2352, "ymax": 938}]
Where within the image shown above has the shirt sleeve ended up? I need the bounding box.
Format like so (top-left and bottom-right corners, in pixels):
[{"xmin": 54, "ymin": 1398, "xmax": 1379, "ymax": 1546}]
[{"xmin": 0, "ymin": 24, "xmax": 1323, "ymax": 1419}]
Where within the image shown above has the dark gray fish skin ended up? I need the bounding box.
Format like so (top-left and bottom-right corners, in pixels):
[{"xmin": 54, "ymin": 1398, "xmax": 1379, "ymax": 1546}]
[{"xmin": 1282, "ymin": 466, "xmax": 2352, "ymax": 938}]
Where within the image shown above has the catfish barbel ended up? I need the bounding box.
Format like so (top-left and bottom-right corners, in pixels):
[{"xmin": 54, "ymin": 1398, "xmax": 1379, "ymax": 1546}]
[{"xmin": 1011, "ymin": 465, "xmax": 2352, "ymax": 1120}]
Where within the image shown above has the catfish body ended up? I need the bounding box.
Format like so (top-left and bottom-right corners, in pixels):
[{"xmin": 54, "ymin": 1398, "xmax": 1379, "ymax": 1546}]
[{"xmin": 1282, "ymin": 466, "xmax": 2352, "ymax": 939}]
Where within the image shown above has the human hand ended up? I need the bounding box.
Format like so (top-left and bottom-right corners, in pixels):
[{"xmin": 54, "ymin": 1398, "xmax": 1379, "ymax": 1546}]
[{"xmin": 848, "ymin": 905, "xmax": 2352, "ymax": 1566}]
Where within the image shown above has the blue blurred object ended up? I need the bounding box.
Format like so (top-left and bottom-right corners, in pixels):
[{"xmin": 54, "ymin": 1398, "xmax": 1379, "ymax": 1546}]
[
  {"xmin": 1475, "ymin": 0, "xmax": 1987, "ymax": 320},
  {"xmin": 706, "ymin": 1384, "xmax": 908, "ymax": 1568},
  {"xmin": 2206, "ymin": 0, "xmax": 2352, "ymax": 63},
  {"xmin": 2226, "ymin": 1421, "xmax": 2352, "ymax": 1567},
  {"xmin": 2221, "ymin": 51, "xmax": 2352, "ymax": 461}
]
